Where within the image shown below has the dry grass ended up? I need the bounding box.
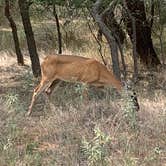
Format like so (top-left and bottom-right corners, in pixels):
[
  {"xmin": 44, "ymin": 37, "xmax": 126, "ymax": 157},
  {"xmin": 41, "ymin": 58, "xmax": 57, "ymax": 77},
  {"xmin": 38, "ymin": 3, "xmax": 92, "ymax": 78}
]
[
  {"xmin": 0, "ymin": 15, "xmax": 166, "ymax": 165},
  {"xmin": 0, "ymin": 52, "xmax": 165, "ymax": 166}
]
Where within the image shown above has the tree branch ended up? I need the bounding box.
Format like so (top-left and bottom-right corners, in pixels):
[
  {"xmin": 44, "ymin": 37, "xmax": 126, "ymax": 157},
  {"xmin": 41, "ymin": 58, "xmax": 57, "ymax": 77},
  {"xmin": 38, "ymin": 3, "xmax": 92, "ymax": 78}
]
[{"xmin": 92, "ymin": 0, "xmax": 121, "ymax": 79}]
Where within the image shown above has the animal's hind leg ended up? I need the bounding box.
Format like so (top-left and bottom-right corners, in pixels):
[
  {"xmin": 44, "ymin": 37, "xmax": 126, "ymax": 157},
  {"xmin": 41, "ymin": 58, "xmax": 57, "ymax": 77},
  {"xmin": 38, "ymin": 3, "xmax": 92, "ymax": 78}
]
[
  {"xmin": 28, "ymin": 79, "xmax": 53, "ymax": 116},
  {"xmin": 44, "ymin": 80, "xmax": 61, "ymax": 111},
  {"xmin": 45, "ymin": 79, "xmax": 60, "ymax": 99}
]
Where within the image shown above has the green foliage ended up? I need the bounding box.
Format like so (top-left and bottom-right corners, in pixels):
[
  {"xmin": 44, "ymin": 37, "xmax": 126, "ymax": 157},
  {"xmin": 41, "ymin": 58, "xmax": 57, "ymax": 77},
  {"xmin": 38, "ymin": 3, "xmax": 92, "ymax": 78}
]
[
  {"xmin": 5, "ymin": 92, "xmax": 19, "ymax": 109},
  {"xmin": 75, "ymin": 83, "xmax": 88, "ymax": 100},
  {"xmin": 31, "ymin": 0, "xmax": 110, "ymax": 9},
  {"xmin": 143, "ymin": 146, "xmax": 164, "ymax": 165},
  {"xmin": 81, "ymin": 127, "xmax": 111, "ymax": 166},
  {"xmin": 21, "ymin": 70, "xmax": 35, "ymax": 90},
  {"xmin": 157, "ymin": 0, "xmax": 166, "ymax": 25},
  {"xmin": 123, "ymin": 156, "xmax": 137, "ymax": 166},
  {"xmin": 122, "ymin": 89, "xmax": 138, "ymax": 130},
  {"xmin": 5, "ymin": 91, "xmax": 24, "ymax": 113},
  {"xmin": 145, "ymin": 0, "xmax": 166, "ymax": 26},
  {"xmin": 31, "ymin": 0, "xmax": 66, "ymax": 6},
  {"xmin": 154, "ymin": 146, "xmax": 162, "ymax": 155},
  {"xmin": 26, "ymin": 142, "xmax": 39, "ymax": 155},
  {"xmin": 26, "ymin": 152, "xmax": 42, "ymax": 166}
]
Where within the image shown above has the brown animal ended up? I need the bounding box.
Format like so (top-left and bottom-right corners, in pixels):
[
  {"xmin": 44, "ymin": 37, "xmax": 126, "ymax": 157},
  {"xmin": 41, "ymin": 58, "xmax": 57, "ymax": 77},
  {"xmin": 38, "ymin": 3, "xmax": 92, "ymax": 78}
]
[{"xmin": 28, "ymin": 55, "xmax": 139, "ymax": 115}]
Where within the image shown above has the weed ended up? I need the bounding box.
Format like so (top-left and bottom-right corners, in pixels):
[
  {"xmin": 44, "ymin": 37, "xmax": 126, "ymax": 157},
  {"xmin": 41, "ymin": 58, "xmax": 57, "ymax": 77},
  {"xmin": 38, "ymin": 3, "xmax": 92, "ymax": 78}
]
[
  {"xmin": 26, "ymin": 142, "xmax": 39, "ymax": 155},
  {"xmin": 142, "ymin": 146, "xmax": 165, "ymax": 165},
  {"xmin": 122, "ymin": 87, "xmax": 138, "ymax": 130},
  {"xmin": 24, "ymin": 152, "xmax": 42, "ymax": 166},
  {"xmin": 75, "ymin": 83, "xmax": 88, "ymax": 101},
  {"xmin": 123, "ymin": 156, "xmax": 138, "ymax": 166},
  {"xmin": 3, "ymin": 138, "xmax": 13, "ymax": 151},
  {"xmin": 81, "ymin": 127, "xmax": 111, "ymax": 166},
  {"xmin": 0, "ymin": 16, "xmax": 166, "ymax": 165},
  {"xmin": 5, "ymin": 92, "xmax": 19, "ymax": 107},
  {"xmin": 21, "ymin": 70, "xmax": 35, "ymax": 90},
  {"xmin": 5, "ymin": 91, "xmax": 24, "ymax": 113}
]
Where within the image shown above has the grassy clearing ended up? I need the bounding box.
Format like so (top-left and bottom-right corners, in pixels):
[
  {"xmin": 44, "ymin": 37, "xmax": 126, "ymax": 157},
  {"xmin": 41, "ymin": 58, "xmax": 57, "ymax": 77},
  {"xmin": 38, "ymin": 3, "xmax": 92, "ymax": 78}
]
[
  {"xmin": 0, "ymin": 54, "xmax": 165, "ymax": 166},
  {"xmin": 0, "ymin": 14, "xmax": 166, "ymax": 165}
]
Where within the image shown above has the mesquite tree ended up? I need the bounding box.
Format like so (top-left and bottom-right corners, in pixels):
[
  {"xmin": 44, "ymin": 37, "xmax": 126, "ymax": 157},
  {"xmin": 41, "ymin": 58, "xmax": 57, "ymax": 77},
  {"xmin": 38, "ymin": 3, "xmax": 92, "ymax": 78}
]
[
  {"xmin": 5, "ymin": 0, "xmax": 24, "ymax": 65},
  {"xmin": 33, "ymin": 0, "xmax": 63, "ymax": 54},
  {"xmin": 92, "ymin": 0, "xmax": 121, "ymax": 80},
  {"xmin": 123, "ymin": 0, "xmax": 161, "ymax": 67},
  {"xmin": 18, "ymin": 0, "xmax": 41, "ymax": 77}
]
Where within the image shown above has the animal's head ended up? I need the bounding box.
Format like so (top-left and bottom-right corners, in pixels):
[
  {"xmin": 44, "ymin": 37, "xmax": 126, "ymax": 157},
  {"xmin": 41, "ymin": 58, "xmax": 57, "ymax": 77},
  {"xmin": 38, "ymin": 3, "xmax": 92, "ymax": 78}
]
[{"xmin": 123, "ymin": 80, "xmax": 140, "ymax": 112}]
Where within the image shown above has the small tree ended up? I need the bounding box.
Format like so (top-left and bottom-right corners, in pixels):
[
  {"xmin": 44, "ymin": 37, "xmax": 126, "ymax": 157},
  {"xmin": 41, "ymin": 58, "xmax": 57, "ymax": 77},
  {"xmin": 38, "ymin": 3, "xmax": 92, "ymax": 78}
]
[
  {"xmin": 18, "ymin": 0, "xmax": 41, "ymax": 77},
  {"xmin": 33, "ymin": 0, "xmax": 63, "ymax": 54},
  {"xmin": 5, "ymin": 0, "xmax": 24, "ymax": 65},
  {"xmin": 123, "ymin": 0, "xmax": 161, "ymax": 67},
  {"xmin": 92, "ymin": 0, "xmax": 121, "ymax": 80}
]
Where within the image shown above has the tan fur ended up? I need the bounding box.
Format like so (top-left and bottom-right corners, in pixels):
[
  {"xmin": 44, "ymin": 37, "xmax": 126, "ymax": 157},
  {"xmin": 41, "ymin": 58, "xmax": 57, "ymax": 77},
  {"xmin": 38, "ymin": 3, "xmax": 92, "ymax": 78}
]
[{"xmin": 28, "ymin": 55, "xmax": 123, "ymax": 115}]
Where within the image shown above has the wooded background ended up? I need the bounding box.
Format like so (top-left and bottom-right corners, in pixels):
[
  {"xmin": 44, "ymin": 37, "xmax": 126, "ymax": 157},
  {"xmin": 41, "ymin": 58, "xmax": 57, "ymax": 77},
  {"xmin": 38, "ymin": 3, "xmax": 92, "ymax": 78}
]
[
  {"xmin": 0, "ymin": 1, "xmax": 166, "ymax": 165},
  {"xmin": 1, "ymin": 0, "xmax": 166, "ymax": 79}
]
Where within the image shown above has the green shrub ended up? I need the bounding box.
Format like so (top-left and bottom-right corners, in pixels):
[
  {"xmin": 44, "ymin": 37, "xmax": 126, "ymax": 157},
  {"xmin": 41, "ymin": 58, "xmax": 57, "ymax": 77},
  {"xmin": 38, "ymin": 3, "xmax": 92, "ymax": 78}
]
[{"xmin": 81, "ymin": 127, "xmax": 111, "ymax": 166}]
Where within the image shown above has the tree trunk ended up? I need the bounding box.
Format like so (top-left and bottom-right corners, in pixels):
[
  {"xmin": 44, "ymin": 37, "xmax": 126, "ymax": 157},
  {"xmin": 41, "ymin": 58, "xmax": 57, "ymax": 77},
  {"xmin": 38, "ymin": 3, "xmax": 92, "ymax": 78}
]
[
  {"xmin": 132, "ymin": 18, "xmax": 138, "ymax": 80},
  {"xmin": 53, "ymin": 4, "xmax": 62, "ymax": 54},
  {"xmin": 92, "ymin": 0, "xmax": 121, "ymax": 80},
  {"xmin": 157, "ymin": 0, "xmax": 165, "ymax": 65},
  {"xmin": 18, "ymin": 0, "xmax": 41, "ymax": 77},
  {"xmin": 123, "ymin": 0, "xmax": 161, "ymax": 67},
  {"xmin": 5, "ymin": 0, "xmax": 24, "ymax": 65},
  {"xmin": 103, "ymin": 9, "xmax": 126, "ymax": 78},
  {"xmin": 103, "ymin": 10, "xmax": 125, "ymax": 46}
]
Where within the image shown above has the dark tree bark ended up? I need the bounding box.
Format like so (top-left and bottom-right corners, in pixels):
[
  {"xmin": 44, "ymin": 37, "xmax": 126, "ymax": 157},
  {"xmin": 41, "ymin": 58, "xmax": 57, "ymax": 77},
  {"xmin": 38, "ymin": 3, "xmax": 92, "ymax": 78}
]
[
  {"xmin": 53, "ymin": 4, "xmax": 62, "ymax": 54},
  {"xmin": 97, "ymin": 29, "xmax": 103, "ymax": 42},
  {"xmin": 123, "ymin": 0, "xmax": 161, "ymax": 67},
  {"xmin": 103, "ymin": 10, "xmax": 125, "ymax": 46},
  {"xmin": 132, "ymin": 17, "xmax": 138, "ymax": 80},
  {"xmin": 92, "ymin": 0, "xmax": 121, "ymax": 80},
  {"xmin": 18, "ymin": 0, "xmax": 41, "ymax": 77},
  {"xmin": 102, "ymin": 9, "xmax": 127, "ymax": 78},
  {"xmin": 5, "ymin": 0, "xmax": 24, "ymax": 65}
]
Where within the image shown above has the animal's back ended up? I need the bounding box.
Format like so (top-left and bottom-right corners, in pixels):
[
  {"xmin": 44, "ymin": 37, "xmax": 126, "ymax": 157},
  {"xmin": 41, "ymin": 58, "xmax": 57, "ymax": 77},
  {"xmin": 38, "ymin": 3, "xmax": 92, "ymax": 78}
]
[
  {"xmin": 41, "ymin": 55, "xmax": 92, "ymax": 80},
  {"xmin": 41, "ymin": 54, "xmax": 122, "ymax": 90},
  {"xmin": 43, "ymin": 54, "xmax": 89, "ymax": 64}
]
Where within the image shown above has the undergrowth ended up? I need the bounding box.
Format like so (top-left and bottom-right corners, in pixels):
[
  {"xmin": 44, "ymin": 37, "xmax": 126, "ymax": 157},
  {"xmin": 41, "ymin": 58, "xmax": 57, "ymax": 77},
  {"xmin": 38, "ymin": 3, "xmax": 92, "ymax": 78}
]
[
  {"xmin": 0, "ymin": 64, "xmax": 165, "ymax": 165},
  {"xmin": 0, "ymin": 16, "xmax": 165, "ymax": 164}
]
